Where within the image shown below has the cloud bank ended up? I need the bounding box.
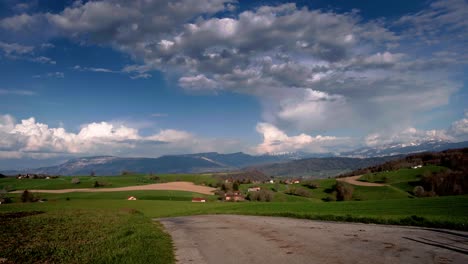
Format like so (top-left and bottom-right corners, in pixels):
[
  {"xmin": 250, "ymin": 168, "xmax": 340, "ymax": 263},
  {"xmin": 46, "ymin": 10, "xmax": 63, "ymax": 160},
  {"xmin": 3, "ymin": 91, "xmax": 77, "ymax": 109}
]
[{"xmin": 0, "ymin": 0, "xmax": 467, "ymax": 158}]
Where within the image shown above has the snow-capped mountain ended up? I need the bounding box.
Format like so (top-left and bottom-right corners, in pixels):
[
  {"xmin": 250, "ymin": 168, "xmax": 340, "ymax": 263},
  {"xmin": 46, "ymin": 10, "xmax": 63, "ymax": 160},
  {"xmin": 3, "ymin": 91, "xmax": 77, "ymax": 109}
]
[{"xmin": 339, "ymin": 140, "xmax": 468, "ymax": 158}]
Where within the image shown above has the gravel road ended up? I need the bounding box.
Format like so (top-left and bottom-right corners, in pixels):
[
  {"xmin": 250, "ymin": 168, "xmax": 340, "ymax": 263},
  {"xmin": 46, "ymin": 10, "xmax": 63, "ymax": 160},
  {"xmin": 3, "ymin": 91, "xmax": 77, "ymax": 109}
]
[
  {"xmin": 158, "ymin": 215, "xmax": 468, "ymax": 264},
  {"xmin": 336, "ymin": 175, "xmax": 386, "ymax": 186}
]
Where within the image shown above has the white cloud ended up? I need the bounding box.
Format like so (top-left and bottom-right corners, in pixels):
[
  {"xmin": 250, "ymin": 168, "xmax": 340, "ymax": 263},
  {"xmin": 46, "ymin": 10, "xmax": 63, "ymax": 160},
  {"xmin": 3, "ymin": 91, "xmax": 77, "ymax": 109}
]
[
  {"xmin": 0, "ymin": 114, "xmax": 242, "ymax": 159},
  {"xmin": 33, "ymin": 72, "xmax": 64, "ymax": 78},
  {"xmin": 31, "ymin": 56, "xmax": 56, "ymax": 64},
  {"xmin": 364, "ymin": 128, "xmax": 451, "ymax": 147},
  {"xmin": 364, "ymin": 112, "xmax": 468, "ymax": 147},
  {"xmin": 0, "ymin": 13, "xmax": 43, "ymax": 31},
  {"xmin": 0, "ymin": 89, "xmax": 36, "ymax": 96},
  {"xmin": 151, "ymin": 113, "xmax": 168, "ymax": 117},
  {"xmin": 0, "ymin": 41, "xmax": 34, "ymax": 55},
  {"xmin": 73, "ymin": 65, "xmax": 116, "ymax": 73},
  {"xmin": 254, "ymin": 122, "xmax": 350, "ymax": 154},
  {"xmin": 447, "ymin": 110, "xmax": 468, "ymax": 140},
  {"xmin": 179, "ymin": 74, "xmax": 219, "ymax": 91},
  {"xmin": 40, "ymin": 43, "xmax": 55, "ymax": 49},
  {"xmin": 0, "ymin": 0, "xmax": 466, "ymax": 148}
]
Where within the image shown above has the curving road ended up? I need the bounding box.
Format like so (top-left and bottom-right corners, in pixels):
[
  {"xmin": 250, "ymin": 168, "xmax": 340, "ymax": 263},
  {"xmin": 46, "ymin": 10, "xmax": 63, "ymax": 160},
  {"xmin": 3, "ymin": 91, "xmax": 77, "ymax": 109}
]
[
  {"xmin": 336, "ymin": 175, "xmax": 386, "ymax": 186},
  {"xmin": 158, "ymin": 215, "xmax": 468, "ymax": 264}
]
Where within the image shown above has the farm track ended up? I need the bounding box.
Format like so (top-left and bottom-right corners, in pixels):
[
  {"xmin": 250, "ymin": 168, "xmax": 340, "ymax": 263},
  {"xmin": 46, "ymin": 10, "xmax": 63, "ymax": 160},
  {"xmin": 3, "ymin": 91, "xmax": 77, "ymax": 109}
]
[
  {"xmin": 336, "ymin": 175, "xmax": 386, "ymax": 186},
  {"xmin": 159, "ymin": 215, "xmax": 468, "ymax": 264},
  {"xmin": 11, "ymin": 181, "xmax": 216, "ymax": 195}
]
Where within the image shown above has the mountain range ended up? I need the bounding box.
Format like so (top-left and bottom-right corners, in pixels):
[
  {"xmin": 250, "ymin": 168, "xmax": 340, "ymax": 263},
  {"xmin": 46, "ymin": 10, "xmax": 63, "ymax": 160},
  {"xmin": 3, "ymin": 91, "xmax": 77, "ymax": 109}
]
[{"xmin": 2, "ymin": 140, "xmax": 467, "ymax": 177}]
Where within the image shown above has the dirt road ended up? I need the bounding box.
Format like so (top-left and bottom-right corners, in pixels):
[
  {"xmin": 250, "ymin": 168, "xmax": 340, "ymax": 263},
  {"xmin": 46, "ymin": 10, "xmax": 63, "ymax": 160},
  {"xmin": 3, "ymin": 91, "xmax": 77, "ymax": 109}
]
[
  {"xmin": 336, "ymin": 175, "xmax": 386, "ymax": 186},
  {"xmin": 158, "ymin": 215, "xmax": 468, "ymax": 264},
  {"xmin": 12, "ymin": 181, "xmax": 215, "ymax": 195}
]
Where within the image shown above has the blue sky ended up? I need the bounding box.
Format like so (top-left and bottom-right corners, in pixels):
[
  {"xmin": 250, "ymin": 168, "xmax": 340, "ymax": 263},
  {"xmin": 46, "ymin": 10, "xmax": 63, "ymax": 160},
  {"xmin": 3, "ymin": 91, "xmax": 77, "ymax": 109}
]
[{"xmin": 0, "ymin": 0, "xmax": 467, "ymax": 169}]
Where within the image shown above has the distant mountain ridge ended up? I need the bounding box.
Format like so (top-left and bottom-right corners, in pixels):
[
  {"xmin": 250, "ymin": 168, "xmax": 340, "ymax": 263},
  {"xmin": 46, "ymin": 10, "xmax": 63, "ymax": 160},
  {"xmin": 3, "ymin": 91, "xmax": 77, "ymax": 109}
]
[
  {"xmin": 1, "ymin": 152, "xmax": 303, "ymax": 176},
  {"xmin": 2, "ymin": 140, "xmax": 467, "ymax": 176}
]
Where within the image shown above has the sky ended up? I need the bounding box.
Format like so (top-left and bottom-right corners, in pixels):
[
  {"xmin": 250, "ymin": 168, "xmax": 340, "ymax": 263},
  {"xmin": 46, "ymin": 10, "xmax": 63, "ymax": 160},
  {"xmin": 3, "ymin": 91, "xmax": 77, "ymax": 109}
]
[{"xmin": 0, "ymin": 0, "xmax": 467, "ymax": 169}]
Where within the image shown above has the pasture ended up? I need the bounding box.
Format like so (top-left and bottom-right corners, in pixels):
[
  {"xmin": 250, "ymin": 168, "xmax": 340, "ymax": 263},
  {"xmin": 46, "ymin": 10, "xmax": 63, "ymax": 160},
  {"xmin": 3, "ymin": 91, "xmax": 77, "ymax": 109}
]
[{"xmin": 1, "ymin": 171, "xmax": 467, "ymax": 264}]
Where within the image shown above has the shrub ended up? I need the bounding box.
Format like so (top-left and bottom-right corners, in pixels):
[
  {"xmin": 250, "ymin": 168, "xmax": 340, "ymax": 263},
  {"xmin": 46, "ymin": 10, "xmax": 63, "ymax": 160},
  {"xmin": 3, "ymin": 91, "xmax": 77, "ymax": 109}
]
[
  {"xmin": 413, "ymin": 186, "xmax": 425, "ymax": 197},
  {"xmin": 93, "ymin": 181, "xmax": 104, "ymax": 188},
  {"xmin": 302, "ymin": 181, "xmax": 319, "ymax": 189},
  {"xmin": 71, "ymin": 178, "xmax": 80, "ymax": 184},
  {"xmin": 214, "ymin": 190, "xmax": 225, "ymax": 200},
  {"xmin": 149, "ymin": 175, "xmax": 160, "ymax": 182},
  {"xmin": 247, "ymin": 189, "xmax": 273, "ymax": 202},
  {"xmin": 285, "ymin": 186, "xmax": 312, "ymax": 197},
  {"xmin": 221, "ymin": 183, "xmax": 233, "ymax": 192},
  {"xmin": 233, "ymin": 182, "xmax": 239, "ymax": 191},
  {"xmin": 0, "ymin": 197, "xmax": 12, "ymax": 204},
  {"xmin": 21, "ymin": 190, "xmax": 37, "ymax": 203},
  {"xmin": 335, "ymin": 182, "xmax": 354, "ymax": 201}
]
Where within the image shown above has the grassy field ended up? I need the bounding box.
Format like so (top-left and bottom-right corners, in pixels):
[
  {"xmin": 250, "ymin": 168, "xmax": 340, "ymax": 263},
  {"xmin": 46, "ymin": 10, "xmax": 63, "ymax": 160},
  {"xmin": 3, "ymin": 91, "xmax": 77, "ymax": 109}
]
[
  {"xmin": 358, "ymin": 165, "xmax": 446, "ymax": 194},
  {"xmin": 1, "ymin": 171, "xmax": 467, "ymax": 263},
  {"xmin": 0, "ymin": 173, "xmax": 220, "ymax": 191},
  {"xmin": 7, "ymin": 190, "xmax": 216, "ymax": 202},
  {"xmin": 1, "ymin": 195, "xmax": 467, "ymax": 229},
  {"xmin": 0, "ymin": 209, "xmax": 174, "ymax": 264},
  {"xmin": 359, "ymin": 166, "xmax": 445, "ymax": 184}
]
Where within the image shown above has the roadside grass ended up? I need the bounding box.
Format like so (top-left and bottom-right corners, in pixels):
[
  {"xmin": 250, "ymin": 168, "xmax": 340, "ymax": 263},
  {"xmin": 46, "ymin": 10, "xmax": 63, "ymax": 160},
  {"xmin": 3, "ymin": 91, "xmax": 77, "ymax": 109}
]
[
  {"xmin": 0, "ymin": 209, "xmax": 174, "ymax": 264},
  {"xmin": 2, "ymin": 195, "xmax": 467, "ymax": 230},
  {"xmin": 0, "ymin": 174, "xmax": 219, "ymax": 191}
]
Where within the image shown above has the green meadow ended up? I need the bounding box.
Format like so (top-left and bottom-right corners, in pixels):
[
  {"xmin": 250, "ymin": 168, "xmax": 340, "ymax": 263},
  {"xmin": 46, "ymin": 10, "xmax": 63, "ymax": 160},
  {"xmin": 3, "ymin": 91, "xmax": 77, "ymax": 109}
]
[
  {"xmin": 1, "ymin": 171, "xmax": 467, "ymax": 264},
  {"xmin": 0, "ymin": 173, "xmax": 218, "ymax": 191}
]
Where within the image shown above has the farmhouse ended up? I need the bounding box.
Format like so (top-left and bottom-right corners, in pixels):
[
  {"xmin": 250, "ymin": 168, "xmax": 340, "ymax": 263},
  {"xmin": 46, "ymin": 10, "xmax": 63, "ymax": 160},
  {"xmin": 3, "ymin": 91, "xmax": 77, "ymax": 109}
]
[
  {"xmin": 127, "ymin": 196, "xmax": 137, "ymax": 201},
  {"xmin": 248, "ymin": 186, "xmax": 261, "ymax": 192},
  {"xmin": 225, "ymin": 192, "xmax": 245, "ymax": 202},
  {"xmin": 192, "ymin": 197, "xmax": 206, "ymax": 203}
]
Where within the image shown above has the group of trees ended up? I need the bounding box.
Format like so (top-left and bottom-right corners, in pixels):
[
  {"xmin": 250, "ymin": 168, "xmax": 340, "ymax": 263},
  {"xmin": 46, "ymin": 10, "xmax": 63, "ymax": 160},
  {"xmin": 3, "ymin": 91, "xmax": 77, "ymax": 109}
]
[
  {"xmin": 414, "ymin": 169, "xmax": 468, "ymax": 197},
  {"xmin": 334, "ymin": 182, "xmax": 354, "ymax": 201},
  {"xmin": 284, "ymin": 186, "xmax": 312, "ymax": 198},
  {"xmin": 247, "ymin": 189, "xmax": 274, "ymax": 202},
  {"xmin": 220, "ymin": 182, "xmax": 239, "ymax": 192},
  {"xmin": 340, "ymin": 148, "xmax": 468, "ymax": 178}
]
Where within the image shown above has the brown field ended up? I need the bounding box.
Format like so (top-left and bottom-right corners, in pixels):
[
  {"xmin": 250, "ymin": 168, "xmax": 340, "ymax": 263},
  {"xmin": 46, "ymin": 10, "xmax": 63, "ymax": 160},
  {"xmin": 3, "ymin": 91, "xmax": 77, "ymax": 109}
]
[{"xmin": 12, "ymin": 181, "xmax": 216, "ymax": 195}]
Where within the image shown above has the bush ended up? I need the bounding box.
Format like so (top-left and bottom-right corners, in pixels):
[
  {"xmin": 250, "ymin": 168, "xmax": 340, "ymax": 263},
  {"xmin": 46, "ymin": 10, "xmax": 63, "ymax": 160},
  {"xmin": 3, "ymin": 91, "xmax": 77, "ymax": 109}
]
[
  {"xmin": 335, "ymin": 182, "xmax": 354, "ymax": 201},
  {"xmin": 93, "ymin": 181, "xmax": 104, "ymax": 188},
  {"xmin": 21, "ymin": 190, "xmax": 37, "ymax": 203},
  {"xmin": 221, "ymin": 183, "xmax": 233, "ymax": 192},
  {"xmin": 247, "ymin": 189, "xmax": 274, "ymax": 202},
  {"xmin": 302, "ymin": 181, "xmax": 319, "ymax": 189},
  {"xmin": 285, "ymin": 186, "xmax": 312, "ymax": 197},
  {"xmin": 413, "ymin": 186, "xmax": 425, "ymax": 197},
  {"xmin": 149, "ymin": 175, "xmax": 160, "ymax": 182},
  {"xmin": 71, "ymin": 178, "xmax": 80, "ymax": 184}
]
